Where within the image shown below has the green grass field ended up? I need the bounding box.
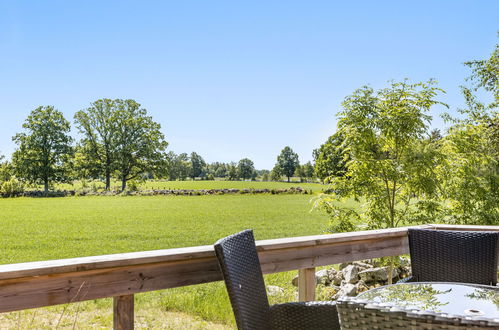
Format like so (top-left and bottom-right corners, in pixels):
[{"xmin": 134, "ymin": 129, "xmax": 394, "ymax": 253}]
[{"xmin": 0, "ymin": 187, "xmax": 332, "ymax": 327}]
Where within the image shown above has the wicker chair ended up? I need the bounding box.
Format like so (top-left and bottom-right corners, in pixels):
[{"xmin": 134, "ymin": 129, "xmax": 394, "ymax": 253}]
[
  {"xmin": 400, "ymin": 229, "xmax": 499, "ymax": 285},
  {"xmin": 214, "ymin": 230, "xmax": 340, "ymax": 330}
]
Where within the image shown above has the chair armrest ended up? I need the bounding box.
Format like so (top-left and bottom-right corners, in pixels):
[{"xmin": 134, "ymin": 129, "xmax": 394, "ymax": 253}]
[
  {"xmin": 397, "ymin": 275, "xmax": 415, "ymax": 283},
  {"xmin": 269, "ymin": 301, "xmax": 340, "ymax": 330}
]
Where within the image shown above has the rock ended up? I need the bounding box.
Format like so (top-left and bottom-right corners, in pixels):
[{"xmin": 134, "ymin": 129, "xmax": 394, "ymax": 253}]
[
  {"xmin": 339, "ymin": 262, "xmax": 350, "ymax": 270},
  {"xmin": 315, "ymin": 269, "xmax": 331, "ymax": 285},
  {"xmin": 352, "ymin": 261, "xmax": 373, "ymax": 271},
  {"xmin": 342, "ymin": 265, "xmax": 359, "ymax": 284},
  {"xmin": 358, "ymin": 266, "xmax": 399, "ymax": 283},
  {"xmin": 332, "ymin": 271, "xmax": 344, "ymax": 286},
  {"xmin": 355, "ymin": 280, "xmax": 369, "ymax": 293},
  {"xmin": 342, "ymin": 283, "xmax": 357, "ymax": 296},
  {"xmin": 267, "ymin": 285, "xmax": 284, "ymax": 296},
  {"xmin": 333, "ymin": 283, "xmax": 357, "ymax": 300}
]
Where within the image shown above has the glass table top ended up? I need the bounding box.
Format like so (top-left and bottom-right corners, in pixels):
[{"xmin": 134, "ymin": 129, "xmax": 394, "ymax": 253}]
[{"xmin": 358, "ymin": 282, "xmax": 499, "ymax": 319}]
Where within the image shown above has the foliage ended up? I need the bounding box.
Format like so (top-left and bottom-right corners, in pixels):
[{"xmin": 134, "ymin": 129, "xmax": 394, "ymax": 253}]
[
  {"xmin": 439, "ymin": 42, "xmax": 499, "ymax": 225},
  {"xmin": 276, "ymin": 146, "xmax": 299, "ymax": 182},
  {"xmin": 315, "ymin": 80, "xmax": 447, "ymax": 233},
  {"xmin": 12, "ymin": 106, "xmax": 73, "ymax": 192},
  {"xmin": 75, "ymin": 99, "xmax": 168, "ymax": 191},
  {"xmin": 112, "ymin": 99, "xmax": 168, "ymax": 191},
  {"xmin": 226, "ymin": 162, "xmax": 239, "ymax": 181},
  {"xmin": 237, "ymin": 158, "xmax": 255, "ymax": 180},
  {"xmin": 270, "ymin": 164, "xmax": 282, "ymax": 181},
  {"xmin": 0, "ymin": 176, "xmax": 24, "ymax": 196},
  {"xmin": 190, "ymin": 152, "xmax": 206, "ymax": 179},
  {"xmin": 167, "ymin": 152, "xmax": 191, "ymax": 180},
  {"xmin": 74, "ymin": 99, "xmax": 118, "ymax": 190},
  {"xmin": 313, "ymin": 132, "xmax": 348, "ymax": 182},
  {"xmin": 0, "ymin": 158, "xmax": 13, "ymax": 183}
]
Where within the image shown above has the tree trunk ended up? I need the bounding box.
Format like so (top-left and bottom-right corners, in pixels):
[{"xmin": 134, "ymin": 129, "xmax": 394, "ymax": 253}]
[
  {"xmin": 287, "ymin": 176, "xmax": 290, "ymax": 182},
  {"xmin": 44, "ymin": 179, "xmax": 49, "ymax": 194},
  {"xmin": 105, "ymin": 170, "xmax": 111, "ymax": 190},
  {"xmin": 387, "ymin": 256, "xmax": 394, "ymax": 285},
  {"xmin": 121, "ymin": 179, "xmax": 127, "ymax": 192}
]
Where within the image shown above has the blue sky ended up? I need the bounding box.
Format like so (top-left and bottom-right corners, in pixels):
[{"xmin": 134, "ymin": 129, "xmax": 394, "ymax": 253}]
[{"xmin": 0, "ymin": 1, "xmax": 497, "ymax": 169}]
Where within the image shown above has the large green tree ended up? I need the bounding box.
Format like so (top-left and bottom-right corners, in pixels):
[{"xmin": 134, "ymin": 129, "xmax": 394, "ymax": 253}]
[
  {"xmin": 12, "ymin": 106, "xmax": 73, "ymax": 192},
  {"xmin": 190, "ymin": 152, "xmax": 206, "ymax": 179},
  {"xmin": 313, "ymin": 132, "xmax": 348, "ymax": 182},
  {"xmin": 315, "ymin": 80, "xmax": 446, "ymax": 232},
  {"xmin": 166, "ymin": 151, "xmax": 191, "ymax": 181},
  {"xmin": 112, "ymin": 99, "xmax": 168, "ymax": 191},
  {"xmin": 74, "ymin": 99, "xmax": 117, "ymax": 190},
  {"xmin": 439, "ymin": 42, "xmax": 498, "ymax": 225},
  {"xmin": 237, "ymin": 158, "xmax": 255, "ymax": 180},
  {"xmin": 276, "ymin": 146, "xmax": 299, "ymax": 182}
]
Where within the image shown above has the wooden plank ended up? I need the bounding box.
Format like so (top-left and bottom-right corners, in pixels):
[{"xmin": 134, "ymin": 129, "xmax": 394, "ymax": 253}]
[
  {"xmin": 114, "ymin": 295, "xmax": 134, "ymax": 330},
  {"xmin": 298, "ymin": 268, "xmax": 316, "ymax": 302}
]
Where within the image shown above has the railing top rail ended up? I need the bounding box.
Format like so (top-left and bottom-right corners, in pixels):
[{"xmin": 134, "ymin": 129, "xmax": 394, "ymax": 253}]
[{"xmin": 0, "ymin": 224, "xmax": 496, "ymax": 281}]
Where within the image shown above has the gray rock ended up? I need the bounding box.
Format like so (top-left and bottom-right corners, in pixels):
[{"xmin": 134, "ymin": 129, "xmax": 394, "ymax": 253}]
[
  {"xmin": 339, "ymin": 262, "xmax": 350, "ymax": 270},
  {"xmin": 358, "ymin": 266, "xmax": 399, "ymax": 283},
  {"xmin": 342, "ymin": 283, "xmax": 357, "ymax": 296},
  {"xmin": 352, "ymin": 261, "xmax": 373, "ymax": 270},
  {"xmin": 332, "ymin": 271, "xmax": 344, "ymax": 286},
  {"xmin": 315, "ymin": 269, "xmax": 331, "ymax": 285},
  {"xmin": 267, "ymin": 285, "xmax": 284, "ymax": 296},
  {"xmin": 342, "ymin": 265, "xmax": 359, "ymax": 284}
]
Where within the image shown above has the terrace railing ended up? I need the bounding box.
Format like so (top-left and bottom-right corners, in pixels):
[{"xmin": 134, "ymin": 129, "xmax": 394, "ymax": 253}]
[{"xmin": 0, "ymin": 224, "xmax": 497, "ymax": 329}]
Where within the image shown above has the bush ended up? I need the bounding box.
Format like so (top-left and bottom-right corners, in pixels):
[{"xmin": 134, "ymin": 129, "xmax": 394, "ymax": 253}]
[{"xmin": 1, "ymin": 177, "xmax": 25, "ymax": 197}]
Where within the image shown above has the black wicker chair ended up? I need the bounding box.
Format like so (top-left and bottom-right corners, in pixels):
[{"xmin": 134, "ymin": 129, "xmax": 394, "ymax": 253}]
[
  {"xmin": 400, "ymin": 229, "xmax": 499, "ymax": 285},
  {"xmin": 214, "ymin": 230, "xmax": 340, "ymax": 330}
]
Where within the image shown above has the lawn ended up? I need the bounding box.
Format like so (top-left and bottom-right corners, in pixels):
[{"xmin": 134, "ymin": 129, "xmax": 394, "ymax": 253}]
[{"xmin": 0, "ymin": 192, "xmax": 331, "ymax": 327}]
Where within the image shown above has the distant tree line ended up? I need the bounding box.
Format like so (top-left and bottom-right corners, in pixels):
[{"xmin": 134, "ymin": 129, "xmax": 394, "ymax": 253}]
[{"xmin": 0, "ymin": 99, "xmax": 321, "ymax": 194}]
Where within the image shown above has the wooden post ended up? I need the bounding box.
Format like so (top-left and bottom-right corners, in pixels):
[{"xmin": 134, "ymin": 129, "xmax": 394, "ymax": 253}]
[
  {"xmin": 298, "ymin": 267, "xmax": 316, "ymax": 302},
  {"xmin": 113, "ymin": 294, "xmax": 134, "ymax": 330}
]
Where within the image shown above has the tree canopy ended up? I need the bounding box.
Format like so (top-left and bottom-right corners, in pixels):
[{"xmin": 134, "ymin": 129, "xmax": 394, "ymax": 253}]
[
  {"xmin": 276, "ymin": 146, "xmax": 299, "ymax": 182},
  {"xmin": 315, "ymin": 80, "xmax": 447, "ymax": 232},
  {"xmin": 12, "ymin": 106, "xmax": 73, "ymax": 192}
]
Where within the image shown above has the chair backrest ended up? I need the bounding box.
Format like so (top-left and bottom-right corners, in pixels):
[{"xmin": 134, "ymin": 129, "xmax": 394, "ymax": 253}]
[
  {"xmin": 214, "ymin": 230, "xmax": 270, "ymax": 330},
  {"xmin": 408, "ymin": 229, "xmax": 499, "ymax": 285}
]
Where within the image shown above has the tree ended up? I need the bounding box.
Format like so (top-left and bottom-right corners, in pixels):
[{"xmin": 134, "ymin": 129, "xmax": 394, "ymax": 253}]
[
  {"xmin": 270, "ymin": 164, "xmax": 282, "ymax": 181},
  {"xmin": 12, "ymin": 106, "xmax": 73, "ymax": 192},
  {"xmin": 276, "ymin": 146, "xmax": 299, "ymax": 182},
  {"xmin": 237, "ymin": 158, "xmax": 255, "ymax": 180},
  {"xmin": 315, "ymin": 81, "xmax": 446, "ymax": 284},
  {"xmin": 313, "ymin": 132, "xmax": 348, "ymax": 182},
  {"xmin": 227, "ymin": 162, "xmax": 239, "ymax": 181},
  {"xmin": 302, "ymin": 161, "xmax": 315, "ymax": 180},
  {"xmin": 74, "ymin": 99, "xmax": 117, "ymax": 190},
  {"xmin": 112, "ymin": 99, "xmax": 168, "ymax": 191},
  {"xmin": 167, "ymin": 152, "xmax": 191, "ymax": 180},
  {"xmin": 438, "ymin": 42, "xmax": 498, "ymax": 225},
  {"xmin": 190, "ymin": 152, "xmax": 206, "ymax": 179}
]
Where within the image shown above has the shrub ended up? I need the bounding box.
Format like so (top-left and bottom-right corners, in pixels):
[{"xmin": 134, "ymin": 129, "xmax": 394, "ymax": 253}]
[{"xmin": 1, "ymin": 177, "xmax": 25, "ymax": 197}]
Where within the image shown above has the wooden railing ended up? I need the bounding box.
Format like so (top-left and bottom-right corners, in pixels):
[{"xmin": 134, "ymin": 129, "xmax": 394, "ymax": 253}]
[{"xmin": 0, "ymin": 224, "xmax": 497, "ymax": 329}]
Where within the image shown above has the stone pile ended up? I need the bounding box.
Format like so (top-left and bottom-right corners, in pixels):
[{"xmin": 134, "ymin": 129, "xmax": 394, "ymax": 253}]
[
  {"xmin": 1, "ymin": 187, "xmax": 310, "ymax": 198},
  {"xmin": 291, "ymin": 259, "xmax": 411, "ymax": 300}
]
